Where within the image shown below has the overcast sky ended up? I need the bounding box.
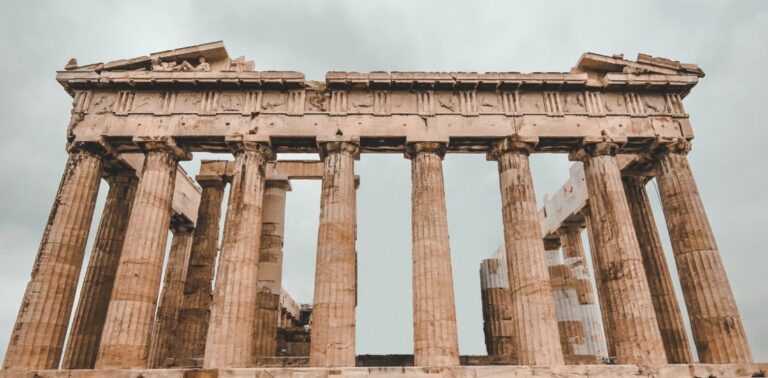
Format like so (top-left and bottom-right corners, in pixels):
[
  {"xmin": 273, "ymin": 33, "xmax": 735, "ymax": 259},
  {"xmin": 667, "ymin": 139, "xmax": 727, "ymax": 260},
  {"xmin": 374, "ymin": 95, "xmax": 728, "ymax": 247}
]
[{"xmin": 0, "ymin": 0, "xmax": 766, "ymax": 364}]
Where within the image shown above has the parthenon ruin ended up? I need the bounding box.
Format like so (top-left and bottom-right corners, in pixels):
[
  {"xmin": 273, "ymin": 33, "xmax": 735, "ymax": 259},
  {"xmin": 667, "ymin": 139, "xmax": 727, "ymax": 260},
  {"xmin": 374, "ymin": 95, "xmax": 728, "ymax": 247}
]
[{"xmin": 1, "ymin": 41, "xmax": 764, "ymax": 377}]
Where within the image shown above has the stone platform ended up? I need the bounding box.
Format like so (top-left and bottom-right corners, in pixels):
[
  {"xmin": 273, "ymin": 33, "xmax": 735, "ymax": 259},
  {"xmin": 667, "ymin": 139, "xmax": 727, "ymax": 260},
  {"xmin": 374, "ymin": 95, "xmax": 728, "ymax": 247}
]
[{"xmin": 1, "ymin": 364, "xmax": 767, "ymax": 378}]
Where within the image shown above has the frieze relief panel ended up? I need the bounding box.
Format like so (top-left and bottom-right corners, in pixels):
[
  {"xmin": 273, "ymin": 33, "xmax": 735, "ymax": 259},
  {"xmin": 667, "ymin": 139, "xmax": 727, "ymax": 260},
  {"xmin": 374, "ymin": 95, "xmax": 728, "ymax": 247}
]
[
  {"xmin": 260, "ymin": 91, "xmax": 287, "ymax": 113},
  {"xmin": 218, "ymin": 92, "xmax": 245, "ymax": 113},
  {"xmin": 77, "ymin": 88, "xmax": 691, "ymax": 120}
]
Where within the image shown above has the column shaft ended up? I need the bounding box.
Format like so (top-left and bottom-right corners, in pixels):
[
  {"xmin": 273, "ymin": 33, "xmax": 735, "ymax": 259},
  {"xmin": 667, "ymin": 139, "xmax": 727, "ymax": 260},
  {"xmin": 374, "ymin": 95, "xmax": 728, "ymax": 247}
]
[
  {"xmin": 479, "ymin": 253, "xmax": 516, "ymax": 360},
  {"xmin": 148, "ymin": 222, "xmax": 195, "ymax": 368},
  {"xmin": 3, "ymin": 147, "xmax": 103, "ymax": 369},
  {"xmin": 408, "ymin": 142, "xmax": 460, "ymax": 367},
  {"xmin": 253, "ymin": 180, "xmax": 290, "ymax": 358},
  {"xmin": 655, "ymin": 142, "xmax": 752, "ymax": 363},
  {"xmin": 490, "ymin": 138, "xmax": 563, "ymax": 366},
  {"xmin": 174, "ymin": 178, "xmax": 226, "ymax": 365},
  {"xmin": 623, "ymin": 176, "xmax": 692, "ymax": 363},
  {"xmin": 96, "ymin": 142, "xmax": 184, "ymax": 368},
  {"xmin": 583, "ymin": 211, "xmax": 615, "ymax": 359},
  {"xmin": 204, "ymin": 142, "xmax": 272, "ymax": 368},
  {"xmin": 309, "ymin": 142, "xmax": 358, "ymax": 367},
  {"xmin": 558, "ymin": 226, "xmax": 607, "ymax": 360},
  {"xmin": 61, "ymin": 172, "xmax": 137, "ymax": 369},
  {"xmin": 573, "ymin": 143, "xmax": 666, "ymax": 364}
]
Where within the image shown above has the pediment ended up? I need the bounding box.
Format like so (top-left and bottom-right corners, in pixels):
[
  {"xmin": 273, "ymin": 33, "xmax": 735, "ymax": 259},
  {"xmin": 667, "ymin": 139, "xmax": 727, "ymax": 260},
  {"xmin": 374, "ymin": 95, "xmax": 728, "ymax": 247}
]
[
  {"xmin": 574, "ymin": 52, "xmax": 704, "ymax": 78},
  {"xmin": 63, "ymin": 41, "xmax": 255, "ymax": 73}
]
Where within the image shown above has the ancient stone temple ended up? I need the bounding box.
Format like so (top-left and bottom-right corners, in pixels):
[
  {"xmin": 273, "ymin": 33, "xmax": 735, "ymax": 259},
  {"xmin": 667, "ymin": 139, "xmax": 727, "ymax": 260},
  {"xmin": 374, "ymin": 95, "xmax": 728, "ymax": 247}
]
[{"xmin": 1, "ymin": 41, "xmax": 764, "ymax": 377}]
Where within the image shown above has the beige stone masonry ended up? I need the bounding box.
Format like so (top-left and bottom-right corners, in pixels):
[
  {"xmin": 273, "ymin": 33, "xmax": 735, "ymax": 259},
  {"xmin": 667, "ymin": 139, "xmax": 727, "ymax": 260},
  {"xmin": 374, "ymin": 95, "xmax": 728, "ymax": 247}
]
[
  {"xmin": 489, "ymin": 137, "xmax": 563, "ymax": 366},
  {"xmin": 148, "ymin": 220, "xmax": 195, "ymax": 368},
  {"xmin": 407, "ymin": 142, "xmax": 460, "ymax": 367},
  {"xmin": 204, "ymin": 140, "xmax": 273, "ymax": 368},
  {"xmin": 479, "ymin": 250, "xmax": 516, "ymax": 360},
  {"xmin": 654, "ymin": 140, "xmax": 752, "ymax": 364},
  {"xmin": 252, "ymin": 291, "xmax": 281, "ymax": 359},
  {"xmin": 96, "ymin": 137, "xmax": 189, "ymax": 368},
  {"xmin": 309, "ymin": 141, "xmax": 358, "ymax": 368},
  {"xmin": 623, "ymin": 175, "xmax": 692, "ymax": 364},
  {"xmin": 3, "ymin": 144, "xmax": 105, "ymax": 369},
  {"xmin": 557, "ymin": 225, "xmax": 607, "ymax": 360},
  {"xmin": 570, "ymin": 142, "xmax": 666, "ymax": 365},
  {"xmin": 253, "ymin": 179, "xmax": 291, "ymax": 358},
  {"xmin": 61, "ymin": 171, "xmax": 138, "ymax": 369},
  {"xmin": 174, "ymin": 176, "xmax": 226, "ymax": 366}
]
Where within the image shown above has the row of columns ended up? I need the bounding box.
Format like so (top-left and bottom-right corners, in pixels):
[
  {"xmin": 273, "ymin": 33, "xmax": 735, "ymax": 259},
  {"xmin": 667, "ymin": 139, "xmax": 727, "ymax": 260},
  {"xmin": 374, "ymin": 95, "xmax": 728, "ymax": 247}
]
[{"xmin": 3, "ymin": 136, "xmax": 753, "ymax": 370}]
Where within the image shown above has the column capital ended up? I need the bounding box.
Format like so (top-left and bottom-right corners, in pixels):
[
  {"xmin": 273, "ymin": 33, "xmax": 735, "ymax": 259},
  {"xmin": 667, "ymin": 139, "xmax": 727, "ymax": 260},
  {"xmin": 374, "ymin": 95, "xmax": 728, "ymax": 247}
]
[
  {"xmin": 67, "ymin": 137, "xmax": 117, "ymax": 159},
  {"xmin": 170, "ymin": 215, "xmax": 195, "ymax": 234},
  {"xmin": 622, "ymin": 174, "xmax": 652, "ymax": 187},
  {"xmin": 318, "ymin": 141, "xmax": 360, "ymax": 160},
  {"xmin": 405, "ymin": 141, "xmax": 446, "ymax": 160},
  {"xmin": 488, "ymin": 137, "xmax": 535, "ymax": 161},
  {"xmin": 654, "ymin": 138, "xmax": 692, "ymax": 157},
  {"xmin": 195, "ymin": 174, "xmax": 227, "ymax": 188},
  {"xmin": 225, "ymin": 136, "xmax": 275, "ymax": 159},
  {"xmin": 558, "ymin": 220, "xmax": 586, "ymax": 234},
  {"xmin": 133, "ymin": 136, "xmax": 192, "ymax": 161},
  {"xmin": 266, "ymin": 179, "xmax": 292, "ymax": 192},
  {"xmin": 569, "ymin": 142, "xmax": 620, "ymax": 162},
  {"xmin": 103, "ymin": 169, "xmax": 139, "ymax": 186}
]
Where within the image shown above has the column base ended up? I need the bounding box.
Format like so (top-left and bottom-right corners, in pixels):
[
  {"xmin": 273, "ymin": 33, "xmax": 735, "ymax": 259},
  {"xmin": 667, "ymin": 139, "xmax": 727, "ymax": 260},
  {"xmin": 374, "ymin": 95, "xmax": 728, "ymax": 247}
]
[{"xmin": 3, "ymin": 363, "xmax": 766, "ymax": 378}]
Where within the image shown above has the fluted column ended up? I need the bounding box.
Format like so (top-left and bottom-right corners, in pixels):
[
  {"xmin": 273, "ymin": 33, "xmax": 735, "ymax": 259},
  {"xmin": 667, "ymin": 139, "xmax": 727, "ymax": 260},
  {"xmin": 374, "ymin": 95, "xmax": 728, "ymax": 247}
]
[
  {"xmin": 583, "ymin": 209, "xmax": 615, "ymax": 360},
  {"xmin": 407, "ymin": 142, "xmax": 460, "ymax": 367},
  {"xmin": 252, "ymin": 179, "xmax": 290, "ymax": 358},
  {"xmin": 479, "ymin": 256, "xmax": 516, "ymax": 360},
  {"xmin": 61, "ymin": 171, "xmax": 138, "ymax": 369},
  {"xmin": 3, "ymin": 144, "xmax": 104, "ymax": 369},
  {"xmin": 623, "ymin": 175, "xmax": 692, "ymax": 363},
  {"xmin": 204, "ymin": 141, "xmax": 273, "ymax": 368},
  {"xmin": 148, "ymin": 220, "xmax": 195, "ymax": 368},
  {"xmin": 489, "ymin": 138, "xmax": 563, "ymax": 366},
  {"xmin": 174, "ymin": 175, "xmax": 226, "ymax": 366},
  {"xmin": 309, "ymin": 141, "xmax": 358, "ymax": 367},
  {"xmin": 654, "ymin": 140, "xmax": 752, "ymax": 363},
  {"xmin": 545, "ymin": 239, "xmax": 580, "ymax": 360},
  {"xmin": 570, "ymin": 142, "xmax": 666, "ymax": 364},
  {"xmin": 558, "ymin": 225, "xmax": 607, "ymax": 360},
  {"xmin": 96, "ymin": 138, "xmax": 189, "ymax": 368}
]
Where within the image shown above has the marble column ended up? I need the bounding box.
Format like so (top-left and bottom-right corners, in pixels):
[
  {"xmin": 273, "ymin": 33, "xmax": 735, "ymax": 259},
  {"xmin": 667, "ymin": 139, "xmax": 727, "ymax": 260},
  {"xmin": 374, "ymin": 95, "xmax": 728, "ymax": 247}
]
[
  {"xmin": 96, "ymin": 138, "xmax": 189, "ymax": 368},
  {"xmin": 309, "ymin": 141, "xmax": 358, "ymax": 368},
  {"xmin": 544, "ymin": 240, "xmax": 579, "ymax": 359},
  {"xmin": 252, "ymin": 179, "xmax": 290, "ymax": 358},
  {"xmin": 558, "ymin": 225, "xmax": 607, "ymax": 360},
  {"xmin": 489, "ymin": 138, "xmax": 563, "ymax": 366},
  {"xmin": 654, "ymin": 140, "xmax": 752, "ymax": 363},
  {"xmin": 479, "ymin": 256, "xmax": 516, "ymax": 360},
  {"xmin": 148, "ymin": 220, "xmax": 195, "ymax": 368},
  {"xmin": 623, "ymin": 175, "xmax": 692, "ymax": 364},
  {"xmin": 174, "ymin": 175, "xmax": 226, "ymax": 366},
  {"xmin": 61, "ymin": 171, "xmax": 138, "ymax": 369},
  {"xmin": 204, "ymin": 141, "xmax": 273, "ymax": 368},
  {"xmin": 570, "ymin": 142, "xmax": 666, "ymax": 365},
  {"xmin": 3, "ymin": 144, "xmax": 104, "ymax": 369},
  {"xmin": 583, "ymin": 209, "xmax": 615, "ymax": 360},
  {"xmin": 407, "ymin": 142, "xmax": 460, "ymax": 367}
]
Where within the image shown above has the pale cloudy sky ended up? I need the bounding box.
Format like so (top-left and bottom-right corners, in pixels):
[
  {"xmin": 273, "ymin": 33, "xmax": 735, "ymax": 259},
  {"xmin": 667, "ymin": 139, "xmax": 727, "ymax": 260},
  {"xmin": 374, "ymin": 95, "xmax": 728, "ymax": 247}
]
[{"xmin": 0, "ymin": 0, "xmax": 766, "ymax": 363}]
